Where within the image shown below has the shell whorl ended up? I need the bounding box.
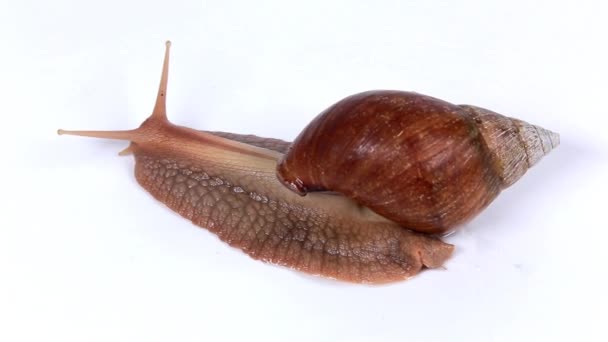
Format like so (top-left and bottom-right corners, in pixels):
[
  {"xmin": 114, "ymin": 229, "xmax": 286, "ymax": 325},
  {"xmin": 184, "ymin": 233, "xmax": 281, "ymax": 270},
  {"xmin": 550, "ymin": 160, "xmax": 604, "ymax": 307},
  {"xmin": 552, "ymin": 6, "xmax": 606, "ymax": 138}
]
[
  {"xmin": 460, "ymin": 105, "xmax": 560, "ymax": 188},
  {"xmin": 277, "ymin": 91, "xmax": 559, "ymax": 234}
]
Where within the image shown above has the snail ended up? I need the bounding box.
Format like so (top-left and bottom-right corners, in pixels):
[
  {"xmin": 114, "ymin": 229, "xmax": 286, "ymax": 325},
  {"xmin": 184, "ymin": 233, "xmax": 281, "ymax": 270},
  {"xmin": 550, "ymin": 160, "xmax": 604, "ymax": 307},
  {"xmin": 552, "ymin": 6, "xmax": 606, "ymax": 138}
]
[{"xmin": 58, "ymin": 42, "xmax": 559, "ymax": 284}]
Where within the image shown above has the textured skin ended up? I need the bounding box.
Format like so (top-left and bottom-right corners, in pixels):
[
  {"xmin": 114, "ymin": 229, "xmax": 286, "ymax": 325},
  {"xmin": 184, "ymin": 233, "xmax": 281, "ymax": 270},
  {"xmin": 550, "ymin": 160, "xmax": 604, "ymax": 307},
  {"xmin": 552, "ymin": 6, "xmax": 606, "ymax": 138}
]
[
  {"xmin": 132, "ymin": 140, "xmax": 453, "ymax": 284},
  {"xmin": 208, "ymin": 131, "xmax": 291, "ymax": 154}
]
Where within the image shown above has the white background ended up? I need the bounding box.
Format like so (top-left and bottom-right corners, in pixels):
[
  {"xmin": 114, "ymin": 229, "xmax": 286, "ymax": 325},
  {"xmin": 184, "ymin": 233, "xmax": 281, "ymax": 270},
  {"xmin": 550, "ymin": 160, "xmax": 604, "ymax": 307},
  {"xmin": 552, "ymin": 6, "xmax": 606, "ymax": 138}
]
[{"xmin": 2, "ymin": 1, "xmax": 607, "ymax": 341}]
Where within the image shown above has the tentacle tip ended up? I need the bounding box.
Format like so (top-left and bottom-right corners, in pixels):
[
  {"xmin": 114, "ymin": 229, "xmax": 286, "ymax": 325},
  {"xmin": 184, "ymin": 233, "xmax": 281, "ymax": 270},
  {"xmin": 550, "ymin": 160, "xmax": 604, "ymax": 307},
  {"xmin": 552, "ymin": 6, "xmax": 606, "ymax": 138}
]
[
  {"xmin": 165, "ymin": 40, "xmax": 172, "ymax": 48},
  {"xmin": 57, "ymin": 129, "xmax": 65, "ymax": 135}
]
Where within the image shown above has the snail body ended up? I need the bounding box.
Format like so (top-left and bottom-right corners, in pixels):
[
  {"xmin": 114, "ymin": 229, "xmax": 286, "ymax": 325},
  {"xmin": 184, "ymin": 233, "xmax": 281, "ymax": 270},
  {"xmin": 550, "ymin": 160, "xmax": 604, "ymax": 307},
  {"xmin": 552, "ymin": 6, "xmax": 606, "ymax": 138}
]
[{"xmin": 58, "ymin": 42, "xmax": 558, "ymax": 284}]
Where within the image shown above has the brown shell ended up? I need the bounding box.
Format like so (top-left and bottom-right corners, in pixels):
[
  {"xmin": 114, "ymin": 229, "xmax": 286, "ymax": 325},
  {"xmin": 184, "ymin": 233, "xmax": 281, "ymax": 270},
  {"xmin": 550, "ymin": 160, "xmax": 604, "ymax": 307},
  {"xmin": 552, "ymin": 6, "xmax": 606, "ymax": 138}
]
[{"xmin": 277, "ymin": 91, "xmax": 559, "ymax": 234}]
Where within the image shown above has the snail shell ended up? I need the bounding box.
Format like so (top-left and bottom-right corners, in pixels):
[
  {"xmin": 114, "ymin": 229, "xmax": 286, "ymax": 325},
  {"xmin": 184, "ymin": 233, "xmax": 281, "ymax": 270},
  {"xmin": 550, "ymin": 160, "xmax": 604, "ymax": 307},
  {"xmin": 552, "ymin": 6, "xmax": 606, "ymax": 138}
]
[{"xmin": 277, "ymin": 91, "xmax": 559, "ymax": 234}]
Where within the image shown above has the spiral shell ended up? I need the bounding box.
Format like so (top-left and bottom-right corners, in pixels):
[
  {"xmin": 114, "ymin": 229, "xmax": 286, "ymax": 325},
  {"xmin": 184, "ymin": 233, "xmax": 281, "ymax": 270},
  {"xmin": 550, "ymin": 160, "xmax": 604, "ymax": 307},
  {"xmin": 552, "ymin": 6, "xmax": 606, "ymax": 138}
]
[
  {"xmin": 276, "ymin": 91, "xmax": 559, "ymax": 234},
  {"xmin": 460, "ymin": 105, "xmax": 560, "ymax": 187}
]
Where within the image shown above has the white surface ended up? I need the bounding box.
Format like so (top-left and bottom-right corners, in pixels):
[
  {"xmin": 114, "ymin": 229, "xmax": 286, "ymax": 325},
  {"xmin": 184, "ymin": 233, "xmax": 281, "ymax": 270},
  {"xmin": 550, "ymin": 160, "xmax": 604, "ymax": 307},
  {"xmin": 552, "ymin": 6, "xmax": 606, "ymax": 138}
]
[{"xmin": 2, "ymin": 1, "xmax": 607, "ymax": 341}]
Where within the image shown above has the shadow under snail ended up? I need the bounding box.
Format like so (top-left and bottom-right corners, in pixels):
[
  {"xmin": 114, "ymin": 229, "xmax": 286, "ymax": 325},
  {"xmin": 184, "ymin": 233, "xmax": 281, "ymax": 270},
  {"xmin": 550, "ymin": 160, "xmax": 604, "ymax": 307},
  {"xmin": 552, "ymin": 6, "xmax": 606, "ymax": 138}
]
[{"xmin": 58, "ymin": 42, "xmax": 559, "ymax": 284}]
